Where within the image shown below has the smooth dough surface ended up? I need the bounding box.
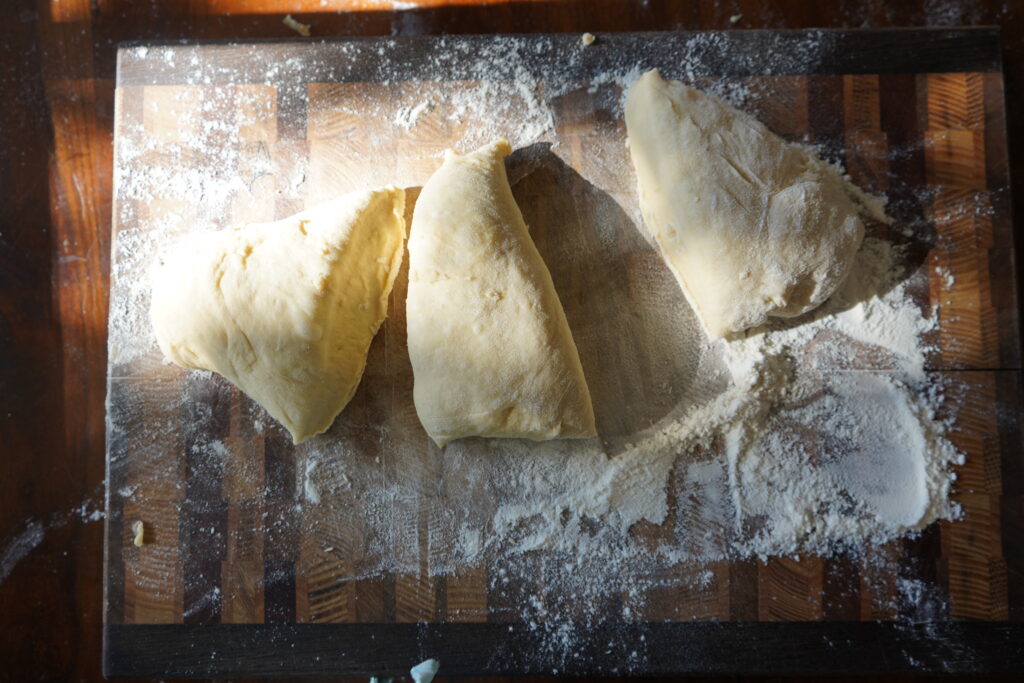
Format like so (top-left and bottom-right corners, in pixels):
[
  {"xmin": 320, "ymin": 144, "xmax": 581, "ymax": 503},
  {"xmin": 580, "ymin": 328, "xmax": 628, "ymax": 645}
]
[
  {"xmin": 407, "ymin": 139, "xmax": 596, "ymax": 447},
  {"xmin": 151, "ymin": 187, "xmax": 406, "ymax": 443},
  {"xmin": 625, "ymin": 69, "xmax": 866, "ymax": 338}
]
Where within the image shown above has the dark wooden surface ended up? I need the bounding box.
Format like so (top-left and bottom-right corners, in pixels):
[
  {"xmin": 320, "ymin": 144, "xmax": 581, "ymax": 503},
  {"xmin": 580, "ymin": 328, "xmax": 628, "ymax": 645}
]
[
  {"xmin": 5, "ymin": 1, "xmax": 1024, "ymax": 681},
  {"xmin": 106, "ymin": 622, "xmax": 1024, "ymax": 677},
  {"xmin": 114, "ymin": 28, "xmax": 1004, "ymax": 83}
]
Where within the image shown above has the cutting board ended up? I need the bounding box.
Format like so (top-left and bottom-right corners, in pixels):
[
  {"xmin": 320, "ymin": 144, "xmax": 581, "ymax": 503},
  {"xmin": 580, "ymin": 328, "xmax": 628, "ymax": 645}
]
[{"xmin": 104, "ymin": 29, "xmax": 1023, "ymax": 677}]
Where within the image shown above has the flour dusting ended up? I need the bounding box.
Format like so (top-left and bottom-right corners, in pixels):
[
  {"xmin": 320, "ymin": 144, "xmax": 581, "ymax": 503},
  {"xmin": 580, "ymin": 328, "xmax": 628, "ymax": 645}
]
[
  {"xmin": 0, "ymin": 521, "xmax": 45, "ymax": 582},
  {"xmin": 107, "ymin": 33, "xmax": 972, "ymax": 670},
  {"xmin": 301, "ymin": 231, "xmax": 956, "ymax": 569}
]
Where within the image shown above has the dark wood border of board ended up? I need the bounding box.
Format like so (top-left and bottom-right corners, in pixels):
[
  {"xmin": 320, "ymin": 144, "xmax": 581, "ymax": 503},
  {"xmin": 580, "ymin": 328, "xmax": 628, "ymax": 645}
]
[
  {"xmin": 115, "ymin": 27, "xmax": 1002, "ymax": 87},
  {"xmin": 104, "ymin": 621, "xmax": 1024, "ymax": 677}
]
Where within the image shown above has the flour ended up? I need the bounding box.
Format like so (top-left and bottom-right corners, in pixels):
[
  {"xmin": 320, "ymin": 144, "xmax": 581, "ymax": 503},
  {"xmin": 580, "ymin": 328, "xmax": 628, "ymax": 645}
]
[
  {"xmin": 107, "ymin": 36, "xmax": 777, "ymax": 364},
  {"xmin": 393, "ymin": 99, "xmax": 433, "ymax": 129},
  {"xmin": 303, "ymin": 457, "xmax": 322, "ymax": 504},
  {"xmin": 294, "ymin": 222, "xmax": 958, "ymax": 583},
  {"xmin": 0, "ymin": 521, "xmax": 45, "ymax": 582},
  {"xmin": 731, "ymin": 372, "xmax": 958, "ymax": 556},
  {"xmin": 109, "ymin": 35, "xmax": 968, "ymax": 664},
  {"xmin": 2, "ymin": 490, "xmax": 110, "ymax": 585},
  {"xmin": 482, "ymin": 242, "xmax": 950, "ymax": 560}
]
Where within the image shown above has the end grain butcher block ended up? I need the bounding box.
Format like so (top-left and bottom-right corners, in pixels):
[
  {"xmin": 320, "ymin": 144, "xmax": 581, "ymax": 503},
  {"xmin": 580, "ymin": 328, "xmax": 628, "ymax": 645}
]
[{"xmin": 104, "ymin": 29, "xmax": 1023, "ymax": 677}]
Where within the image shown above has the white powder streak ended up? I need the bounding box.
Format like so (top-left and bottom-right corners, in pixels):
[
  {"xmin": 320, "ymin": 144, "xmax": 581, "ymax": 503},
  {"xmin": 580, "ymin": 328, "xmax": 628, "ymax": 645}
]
[
  {"xmin": 1, "ymin": 520, "xmax": 45, "ymax": 582},
  {"xmin": 114, "ymin": 37, "xmax": 966, "ymax": 661}
]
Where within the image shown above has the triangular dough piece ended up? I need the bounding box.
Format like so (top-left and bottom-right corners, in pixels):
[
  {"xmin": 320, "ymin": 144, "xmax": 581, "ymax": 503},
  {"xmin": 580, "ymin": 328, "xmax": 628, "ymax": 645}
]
[
  {"xmin": 625, "ymin": 69, "xmax": 865, "ymax": 338},
  {"xmin": 407, "ymin": 140, "xmax": 596, "ymax": 447},
  {"xmin": 151, "ymin": 187, "xmax": 406, "ymax": 443}
]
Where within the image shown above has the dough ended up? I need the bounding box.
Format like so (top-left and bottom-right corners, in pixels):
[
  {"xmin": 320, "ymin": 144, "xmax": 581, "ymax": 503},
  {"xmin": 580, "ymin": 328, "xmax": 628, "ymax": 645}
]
[
  {"xmin": 625, "ymin": 69, "xmax": 865, "ymax": 338},
  {"xmin": 150, "ymin": 187, "xmax": 406, "ymax": 443},
  {"xmin": 407, "ymin": 139, "xmax": 596, "ymax": 447}
]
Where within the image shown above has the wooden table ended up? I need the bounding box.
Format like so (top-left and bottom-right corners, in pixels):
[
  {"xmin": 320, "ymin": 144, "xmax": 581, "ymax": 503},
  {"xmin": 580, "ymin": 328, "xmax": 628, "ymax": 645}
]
[{"xmin": 3, "ymin": 1, "xmax": 1024, "ymax": 681}]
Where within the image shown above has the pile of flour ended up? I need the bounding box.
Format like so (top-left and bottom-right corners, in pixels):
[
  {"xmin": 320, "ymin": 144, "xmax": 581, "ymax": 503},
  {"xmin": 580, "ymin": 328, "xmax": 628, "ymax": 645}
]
[
  {"xmin": 298, "ymin": 230, "xmax": 960, "ymax": 575},
  {"xmin": 292, "ymin": 216, "xmax": 961, "ymax": 673},
  {"xmin": 426, "ymin": 238, "xmax": 957, "ymax": 564}
]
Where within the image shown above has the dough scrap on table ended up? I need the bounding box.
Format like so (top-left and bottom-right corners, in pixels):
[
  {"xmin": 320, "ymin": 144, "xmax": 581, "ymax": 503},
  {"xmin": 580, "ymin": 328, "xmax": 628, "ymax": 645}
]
[
  {"xmin": 407, "ymin": 139, "xmax": 596, "ymax": 447},
  {"xmin": 131, "ymin": 520, "xmax": 145, "ymax": 547},
  {"xmin": 150, "ymin": 187, "xmax": 406, "ymax": 443},
  {"xmin": 625, "ymin": 68, "xmax": 866, "ymax": 338}
]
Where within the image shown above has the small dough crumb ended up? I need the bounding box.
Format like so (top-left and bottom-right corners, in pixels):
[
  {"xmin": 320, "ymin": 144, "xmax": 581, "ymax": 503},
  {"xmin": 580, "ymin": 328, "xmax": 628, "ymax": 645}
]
[
  {"xmin": 283, "ymin": 14, "xmax": 311, "ymax": 36},
  {"xmin": 729, "ymin": 13, "xmax": 742, "ymax": 23},
  {"xmin": 132, "ymin": 520, "xmax": 145, "ymax": 546},
  {"xmin": 581, "ymin": 32, "xmax": 596, "ymax": 46}
]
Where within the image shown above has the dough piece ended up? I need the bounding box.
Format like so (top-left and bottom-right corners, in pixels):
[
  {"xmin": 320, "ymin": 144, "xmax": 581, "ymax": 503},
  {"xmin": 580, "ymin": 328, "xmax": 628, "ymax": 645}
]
[
  {"xmin": 407, "ymin": 139, "xmax": 596, "ymax": 447},
  {"xmin": 625, "ymin": 69, "xmax": 866, "ymax": 338},
  {"xmin": 151, "ymin": 187, "xmax": 406, "ymax": 443},
  {"xmin": 131, "ymin": 521, "xmax": 145, "ymax": 547}
]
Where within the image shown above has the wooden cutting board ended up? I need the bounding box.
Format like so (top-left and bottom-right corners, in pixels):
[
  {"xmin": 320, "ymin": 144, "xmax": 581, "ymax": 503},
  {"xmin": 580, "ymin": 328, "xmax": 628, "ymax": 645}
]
[{"xmin": 103, "ymin": 29, "xmax": 1023, "ymax": 677}]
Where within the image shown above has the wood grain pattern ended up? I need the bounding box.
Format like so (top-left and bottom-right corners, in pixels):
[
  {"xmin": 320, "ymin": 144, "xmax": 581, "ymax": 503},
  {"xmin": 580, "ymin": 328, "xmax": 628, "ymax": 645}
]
[
  {"xmin": 99, "ymin": 30, "xmax": 1022, "ymax": 677},
  {"xmin": 941, "ymin": 371, "xmax": 1012, "ymax": 621}
]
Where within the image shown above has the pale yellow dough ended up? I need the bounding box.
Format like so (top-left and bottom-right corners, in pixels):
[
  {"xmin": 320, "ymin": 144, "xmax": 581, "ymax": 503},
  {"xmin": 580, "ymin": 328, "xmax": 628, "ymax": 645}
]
[
  {"xmin": 150, "ymin": 187, "xmax": 406, "ymax": 443},
  {"xmin": 407, "ymin": 140, "xmax": 596, "ymax": 447},
  {"xmin": 625, "ymin": 69, "xmax": 865, "ymax": 338}
]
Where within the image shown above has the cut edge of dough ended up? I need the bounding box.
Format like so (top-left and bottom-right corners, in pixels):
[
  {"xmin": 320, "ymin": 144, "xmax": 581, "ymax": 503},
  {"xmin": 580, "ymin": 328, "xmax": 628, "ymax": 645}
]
[
  {"xmin": 289, "ymin": 185, "xmax": 408, "ymax": 443},
  {"xmin": 150, "ymin": 186, "xmax": 407, "ymax": 445}
]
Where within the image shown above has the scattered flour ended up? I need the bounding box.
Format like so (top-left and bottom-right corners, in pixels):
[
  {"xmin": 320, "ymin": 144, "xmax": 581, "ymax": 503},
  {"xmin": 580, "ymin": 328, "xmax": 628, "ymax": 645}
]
[
  {"xmin": 304, "ymin": 457, "xmax": 322, "ymax": 505},
  {"xmin": 108, "ymin": 33, "xmax": 969, "ymax": 667},
  {"xmin": 1, "ymin": 493, "xmax": 109, "ymax": 584},
  {"xmin": 385, "ymin": 232, "xmax": 956, "ymax": 565},
  {"xmin": 109, "ymin": 36, "xmax": 771, "ymax": 365},
  {"xmin": 0, "ymin": 521, "xmax": 45, "ymax": 582},
  {"xmin": 935, "ymin": 265, "xmax": 955, "ymax": 289},
  {"xmin": 76, "ymin": 502, "xmax": 106, "ymax": 523},
  {"xmin": 393, "ymin": 99, "xmax": 434, "ymax": 129}
]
